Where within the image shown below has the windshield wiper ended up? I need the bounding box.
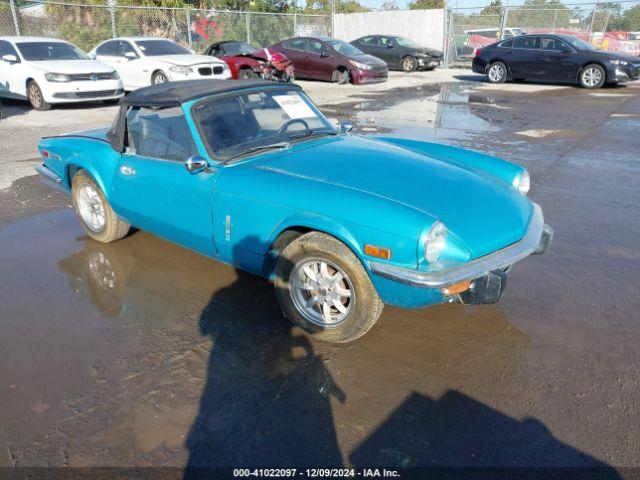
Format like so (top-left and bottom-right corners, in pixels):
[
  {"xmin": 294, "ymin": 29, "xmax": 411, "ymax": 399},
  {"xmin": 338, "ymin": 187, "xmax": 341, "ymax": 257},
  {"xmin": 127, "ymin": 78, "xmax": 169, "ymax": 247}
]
[
  {"xmin": 287, "ymin": 130, "xmax": 339, "ymax": 140},
  {"xmin": 223, "ymin": 142, "xmax": 291, "ymax": 163}
]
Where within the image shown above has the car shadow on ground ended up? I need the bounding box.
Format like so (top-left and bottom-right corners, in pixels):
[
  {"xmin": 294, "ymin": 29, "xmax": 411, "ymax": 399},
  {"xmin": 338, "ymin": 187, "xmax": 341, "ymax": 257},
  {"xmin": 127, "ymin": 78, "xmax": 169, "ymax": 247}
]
[
  {"xmin": 0, "ymin": 97, "xmax": 119, "ymax": 120},
  {"xmin": 183, "ymin": 236, "xmax": 345, "ymax": 475},
  {"xmin": 453, "ymin": 73, "xmax": 629, "ymax": 89}
]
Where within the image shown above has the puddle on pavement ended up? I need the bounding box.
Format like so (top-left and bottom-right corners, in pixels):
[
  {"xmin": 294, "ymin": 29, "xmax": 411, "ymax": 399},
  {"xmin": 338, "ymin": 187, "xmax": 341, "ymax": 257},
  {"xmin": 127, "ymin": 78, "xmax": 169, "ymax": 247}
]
[{"xmin": 322, "ymin": 83, "xmax": 505, "ymax": 144}]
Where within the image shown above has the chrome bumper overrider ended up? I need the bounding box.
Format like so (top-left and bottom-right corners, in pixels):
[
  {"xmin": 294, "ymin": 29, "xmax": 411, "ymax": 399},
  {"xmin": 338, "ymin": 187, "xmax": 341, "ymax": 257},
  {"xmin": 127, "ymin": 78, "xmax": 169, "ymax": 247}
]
[
  {"xmin": 370, "ymin": 204, "xmax": 553, "ymax": 288},
  {"xmin": 36, "ymin": 164, "xmax": 62, "ymax": 184}
]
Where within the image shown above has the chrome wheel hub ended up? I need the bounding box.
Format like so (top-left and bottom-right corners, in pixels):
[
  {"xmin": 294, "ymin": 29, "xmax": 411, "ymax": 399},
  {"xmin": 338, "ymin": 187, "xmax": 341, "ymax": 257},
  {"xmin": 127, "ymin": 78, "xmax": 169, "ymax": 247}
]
[
  {"xmin": 77, "ymin": 184, "xmax": 106, "ymax": 232},
  {"xmin": 488, "ymin": 64, "xmax": 504, "ymax": 82},
  {"xmin": 290, "ymin": 259, "xmax": 355, "ymax": 327},
  {"xmin": 583, "ymin": 68, "xmax": 601, "ymax": 87}
]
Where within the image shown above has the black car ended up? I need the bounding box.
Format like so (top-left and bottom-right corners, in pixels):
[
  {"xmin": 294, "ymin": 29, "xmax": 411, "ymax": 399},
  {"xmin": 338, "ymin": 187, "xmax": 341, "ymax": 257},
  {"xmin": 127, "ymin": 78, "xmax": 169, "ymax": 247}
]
[
  {"xmin": 350, "ymin": 35, "xmax": 443, "ymax": 72},
  {"xmin": 472, "ymin": 33, "xmax": 640, "ymax": 89}
]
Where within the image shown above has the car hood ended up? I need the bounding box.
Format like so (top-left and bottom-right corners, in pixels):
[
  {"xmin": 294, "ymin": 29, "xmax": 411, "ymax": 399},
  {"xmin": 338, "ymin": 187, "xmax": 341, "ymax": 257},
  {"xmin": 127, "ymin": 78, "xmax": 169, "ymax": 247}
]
[
  {"xmin": 28, "ymin": 59, "xmax": 115, "ymax": 73},
  {"xmin": 412, "ymin": 47, "xmax": 443, "ymax": 57},
  {"xmin": 346, "ymin": 53, "xmax": 388, "ymax": 67},
  {"xmin": 589, "ymin": 49, "xmax": 640, "ymax": 63},
  {"xmin": 256, "ymin": 135, "xmax": 532, "ymax": 258},
  {"xmin": 150, "ymin": 54, "xmax": 225, "ymax": 66}
]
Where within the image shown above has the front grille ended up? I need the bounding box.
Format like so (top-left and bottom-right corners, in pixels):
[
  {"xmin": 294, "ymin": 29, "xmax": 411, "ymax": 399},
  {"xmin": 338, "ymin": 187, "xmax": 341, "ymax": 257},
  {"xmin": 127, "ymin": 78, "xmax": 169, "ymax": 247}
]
[
  {"xmin": 69, "ymin": 72, "xmax": 113, "ymax": 81},
  {"xmin": 371, "ymin": 64, "xmax": 388, "ymax": 73},
  {"xmin": 630, "ymin": 65, "xmax": 640, "ymax": 79},
  {"xmin": 213, "ymin": 66, "xmax": 224, "ymax": 75},
  {"xmin": 75, "ymin": 90, "xmax": 118, "ymax": 98},
  {"xmin": 198, "ymin": 67, "xmax": 212, "ymax": 76}
]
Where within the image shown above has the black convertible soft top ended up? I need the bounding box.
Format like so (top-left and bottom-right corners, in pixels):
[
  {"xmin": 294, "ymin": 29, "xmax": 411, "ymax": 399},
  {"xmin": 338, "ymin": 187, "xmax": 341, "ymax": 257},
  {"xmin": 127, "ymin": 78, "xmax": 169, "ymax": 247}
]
[{"xmin": 122, "ymin": 79, "xmax": 298, "ymax": 108}]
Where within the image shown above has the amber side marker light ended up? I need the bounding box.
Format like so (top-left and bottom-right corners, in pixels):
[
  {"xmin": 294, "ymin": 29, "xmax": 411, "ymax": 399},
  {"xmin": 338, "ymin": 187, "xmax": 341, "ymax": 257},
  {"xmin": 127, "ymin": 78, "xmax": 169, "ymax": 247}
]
[
  {"xmin": 442, "ymin": 279, "xmax": 472, "ymax": 296},
  {"xmin": 364, "ymin": 244, "xmax": 392, "ymax": 260}
]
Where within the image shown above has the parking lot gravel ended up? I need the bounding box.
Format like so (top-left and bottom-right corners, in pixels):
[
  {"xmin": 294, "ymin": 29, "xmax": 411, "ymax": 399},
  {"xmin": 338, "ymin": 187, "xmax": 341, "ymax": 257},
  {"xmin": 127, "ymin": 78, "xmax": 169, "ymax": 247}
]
[{"xmin": 1, "ymin": 71, "xmax": 639, "ymax": 474}]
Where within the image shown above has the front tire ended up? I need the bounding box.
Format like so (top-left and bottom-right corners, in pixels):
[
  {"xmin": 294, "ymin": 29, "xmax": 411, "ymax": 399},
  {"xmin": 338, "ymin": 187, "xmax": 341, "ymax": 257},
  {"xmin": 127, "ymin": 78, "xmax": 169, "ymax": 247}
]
[
  {"xmin": 580, "ymin": 63, "xmax": 605, "ymax": 89},
  {"xmin": 486, "ymin": 61, "xmax": 507, "ymax": 83},
  {"xmin": 152, "ymin": 70, "xmax": 169, "ymax": 85},
  {"xmin": 275, "ymin": 232, "xmax": 384, "ymax": 343},
  {"xmin": 72, "ymin": 170, "xmax": 130, "ymax": 243},
  {"xmin": 331, "ymin": 68, "xmax": 350, "ymax": 85},
  {"xmin": 238, "ymin": 67, "xmax": 258, "ymax": 80},
  {"xmin": 27, "ymin": 81, "xmax": 51, "ymax": 111},
  {"xmin": 401, "ymin": 56, "xmax": 418, "ymax": 72}
]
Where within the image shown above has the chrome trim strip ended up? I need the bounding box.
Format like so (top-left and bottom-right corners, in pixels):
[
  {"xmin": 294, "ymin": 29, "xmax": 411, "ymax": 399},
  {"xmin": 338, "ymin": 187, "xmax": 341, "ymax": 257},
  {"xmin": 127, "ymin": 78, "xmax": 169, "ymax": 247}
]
[
  {"xmin": 370, "ymin": 204, "xmax": 551, "ymax": 288},
  {"xmin": 35, "ymin": 164, "xmax": 62, "ymax": 184}
]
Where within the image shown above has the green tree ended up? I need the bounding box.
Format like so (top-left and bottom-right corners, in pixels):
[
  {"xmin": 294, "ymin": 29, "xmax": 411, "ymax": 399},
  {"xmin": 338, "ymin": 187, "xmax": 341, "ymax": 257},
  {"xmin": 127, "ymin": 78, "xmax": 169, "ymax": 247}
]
[
  {"xmin": 507, "ymin": 0, "xmax": 571, "ymax": 29},
  {"xmin": 407, "ymin": 0, "xmax": 444, "ymax": 10},
  {"xmin": 480, "ymin": 0, "xmax": 503, "ymax": 16},
  {"xmin": 303, "ymin": 0, "xmax": 369, "ymax": 14}
]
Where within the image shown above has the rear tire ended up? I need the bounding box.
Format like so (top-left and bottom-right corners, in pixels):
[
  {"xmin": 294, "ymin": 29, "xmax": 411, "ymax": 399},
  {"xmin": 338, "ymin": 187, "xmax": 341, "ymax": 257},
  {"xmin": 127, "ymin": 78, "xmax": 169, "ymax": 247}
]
[
  {"xmin": 331, "ymin": 68, "xmax": 350, "ymax": 85},
  {"xmin": 71, "ymin": 170, "xmax": 130, "ymax": 243},
  {"xmin": 27, "ymin": 81, "xmax": 51, "ymax": 111},
  {"xmin": 579, "ymin": 63, "xmax": 605, "ymax": 89},
  {"xmin": 274, "ymin": 232, "xmax": 384, "ymax": 343},
  {"xmin": 486, "ymin": 61, "xmax": 507, "ymax": 83}
]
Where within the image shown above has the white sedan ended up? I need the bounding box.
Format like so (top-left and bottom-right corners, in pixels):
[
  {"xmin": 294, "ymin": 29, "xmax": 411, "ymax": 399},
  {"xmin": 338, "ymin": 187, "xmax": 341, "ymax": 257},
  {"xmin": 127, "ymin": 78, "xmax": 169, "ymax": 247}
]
[
  {"xmin": 0, "ymin": 37, "xmax": 124, "ymax": 111},
  {"xmin": 90, "ymin": 37, "xmax": 231, "ymax": 90}
]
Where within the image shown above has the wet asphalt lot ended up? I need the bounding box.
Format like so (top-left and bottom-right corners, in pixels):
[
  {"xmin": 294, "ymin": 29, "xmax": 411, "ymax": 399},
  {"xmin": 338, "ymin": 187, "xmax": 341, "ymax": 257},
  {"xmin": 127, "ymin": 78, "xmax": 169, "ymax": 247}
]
[{"xmin": 1, "ymin": 73, "xmax": 640, "ymax": 476}]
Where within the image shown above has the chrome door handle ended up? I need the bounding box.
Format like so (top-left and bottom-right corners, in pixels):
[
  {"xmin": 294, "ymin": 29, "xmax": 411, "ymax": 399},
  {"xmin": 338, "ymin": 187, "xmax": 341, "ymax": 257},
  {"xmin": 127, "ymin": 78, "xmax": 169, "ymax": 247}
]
[{"xmin": 120, "ymin": 165, "xmax": 136, "ymax": 176}]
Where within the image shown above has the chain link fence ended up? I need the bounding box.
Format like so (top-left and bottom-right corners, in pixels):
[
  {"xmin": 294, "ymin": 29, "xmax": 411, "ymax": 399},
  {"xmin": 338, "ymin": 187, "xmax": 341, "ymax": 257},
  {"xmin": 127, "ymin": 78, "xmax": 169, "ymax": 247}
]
[
  {"xmin": 445, "ymin": 0, "xmax": 640, "ymax": 67},
  {"xmin": 0, "ymin": 0, "xmax": 331, "ymax": 52}
]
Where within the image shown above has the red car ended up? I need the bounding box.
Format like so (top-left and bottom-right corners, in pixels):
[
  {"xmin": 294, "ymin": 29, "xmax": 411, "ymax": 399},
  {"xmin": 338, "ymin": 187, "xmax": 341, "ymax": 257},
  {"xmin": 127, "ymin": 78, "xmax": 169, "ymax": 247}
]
[
  {"xmin": 269, "ymin": 36, "xmax": 388, "ymax": 85},
  {"xmin": 204, "ymin": 41, "xmax": 294, "ymax": 83}
]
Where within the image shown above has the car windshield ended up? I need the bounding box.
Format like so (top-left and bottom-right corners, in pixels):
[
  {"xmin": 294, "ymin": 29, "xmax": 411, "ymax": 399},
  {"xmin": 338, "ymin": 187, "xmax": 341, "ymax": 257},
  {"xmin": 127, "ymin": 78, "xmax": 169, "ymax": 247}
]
[
  {"xmin": 562, "ymin": 36, "xmax": 597, "ymax": 51},
  {"xmin": 326, "ymin": 40, "xmax": 363, "ymax": 56},
  {"xmin": 395, "ymin": 37, "xmax": 420, "ymax": 47},
  {"xmin": 135, "ymin": 40, "xmax": 191, "ymax": 56},
  {"xmin": 16, "ymin": 42, "xmax": 88, "ymax": 61},
  {"xmin": 223, "ymin": 42, "xmax": 255, "ymax": 55},
  {"xmin": 193, "ymin": 89, "xmax": 338, "ymax": 161}
]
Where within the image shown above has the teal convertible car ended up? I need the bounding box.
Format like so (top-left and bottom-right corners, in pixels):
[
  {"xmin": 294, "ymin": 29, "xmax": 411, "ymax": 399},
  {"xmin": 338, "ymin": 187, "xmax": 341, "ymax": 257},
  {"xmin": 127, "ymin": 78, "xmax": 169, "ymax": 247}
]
[{"xmin": 37, "ymin": 80, "xmax": 552, "ymax": 342}]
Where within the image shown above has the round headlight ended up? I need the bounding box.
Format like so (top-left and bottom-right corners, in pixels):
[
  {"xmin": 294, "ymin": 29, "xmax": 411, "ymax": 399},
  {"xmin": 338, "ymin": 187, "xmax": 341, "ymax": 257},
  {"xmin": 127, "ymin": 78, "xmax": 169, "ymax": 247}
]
[
  {"xmin": 425, "ymin": 222, "xmax": 447, "ymax": 263},
  {"xmin": 513, "ymin": 170, "xmax": 530, "ymax": 195}
]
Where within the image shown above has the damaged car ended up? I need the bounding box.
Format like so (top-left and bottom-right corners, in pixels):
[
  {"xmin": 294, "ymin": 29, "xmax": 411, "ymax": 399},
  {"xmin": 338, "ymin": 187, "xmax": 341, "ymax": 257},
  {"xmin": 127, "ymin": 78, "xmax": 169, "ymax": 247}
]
[
  {"xmin": 204, "ymin": 41, "xmax": 294, "ymax": 83},
  {"xmin": 36, "ymin": 79, "xmax": 552, "ymax": 343}
]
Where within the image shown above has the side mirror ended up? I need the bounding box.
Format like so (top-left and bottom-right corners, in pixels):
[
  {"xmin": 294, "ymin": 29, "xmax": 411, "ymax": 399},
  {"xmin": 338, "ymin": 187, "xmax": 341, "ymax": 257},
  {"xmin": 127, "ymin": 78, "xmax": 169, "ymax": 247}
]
[
  {"xmin": 185, "ymin": 155, "xmax": 213, "ymax": 174},
  {"xmin": 124, "ymin": 51, "xmax": 137, "ymax": 60},
  {"xmin": 2, "ymin": 54, "xmax": 18, "ymax": 63},
  {"xmin": 386, "ymin": 44, "xmax": 395, "ymax": 49},
  {"xmin": 339, "ymin": 120, "xmax": 353, "ymax": 133},
  {"xmin": 560, "ymin": 45, "xmax": 572, "ymax": 53},
  {"xmin": 320, "ymin": 51, "xmax": 331, "ymax": 57}
]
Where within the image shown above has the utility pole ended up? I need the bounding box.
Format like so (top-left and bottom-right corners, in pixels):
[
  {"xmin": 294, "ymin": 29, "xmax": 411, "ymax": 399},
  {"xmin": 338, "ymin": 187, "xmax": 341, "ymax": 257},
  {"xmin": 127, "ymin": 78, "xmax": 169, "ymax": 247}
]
[
  {"xmin": 9, "ymin": 0, "xmax": 20, "ymax": 36},
  {"xmin": 330, "ymin": 0, "xmax": 335, "ymax": 37}
]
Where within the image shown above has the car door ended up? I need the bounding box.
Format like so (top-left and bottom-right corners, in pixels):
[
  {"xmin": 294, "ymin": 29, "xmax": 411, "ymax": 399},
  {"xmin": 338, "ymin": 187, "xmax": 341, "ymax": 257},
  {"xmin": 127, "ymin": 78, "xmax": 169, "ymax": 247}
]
[
  {"xmin": 509, "ymin": 36, "xmax": 541, "ymax": 79},
  {"xmin": 110, "ymin": 106, "xmax": 218, "ymax": 256},
  {"xmin": 280, "ymin": 39, "xmax": 308, "ymax": 77},
  {"xmin": 0, "ymin": 40, "xmax": 26, "ymax": 99},
  {"xmin": 539, "ymin": 37, "xmax": 579, "ymax": 81},
  {"xmin": 115, "ymin": 40, "xmax": 148, "ymax": 89},
  {"xmin": 305, "ymin": 38, "xmax": 330, "ymax": 80},
  {"xmin": 377, "ymin": 36, "xmax": 399, "ymax": 65}
]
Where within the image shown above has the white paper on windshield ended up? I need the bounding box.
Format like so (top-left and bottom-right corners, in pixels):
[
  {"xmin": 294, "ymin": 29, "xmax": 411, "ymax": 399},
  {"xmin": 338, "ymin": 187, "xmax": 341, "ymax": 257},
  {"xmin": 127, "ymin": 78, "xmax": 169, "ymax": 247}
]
[{"xmin": 273, "ymin": 94, "xmax": 316, "ymax": 119}]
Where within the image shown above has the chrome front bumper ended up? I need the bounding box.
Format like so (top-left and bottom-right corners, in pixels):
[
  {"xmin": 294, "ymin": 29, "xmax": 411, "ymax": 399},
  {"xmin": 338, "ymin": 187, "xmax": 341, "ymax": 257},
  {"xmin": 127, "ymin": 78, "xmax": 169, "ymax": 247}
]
[{"xmin": 370, "ymin": 204, "xmax": 553, "ymax": 288}]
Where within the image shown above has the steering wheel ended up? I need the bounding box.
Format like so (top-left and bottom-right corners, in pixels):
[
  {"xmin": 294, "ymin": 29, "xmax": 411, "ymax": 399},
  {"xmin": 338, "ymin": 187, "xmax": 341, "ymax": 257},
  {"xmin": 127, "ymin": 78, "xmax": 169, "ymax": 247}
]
[{"xmin": 277, "ymin": 118, "xmax": 310, "ymax": 137}]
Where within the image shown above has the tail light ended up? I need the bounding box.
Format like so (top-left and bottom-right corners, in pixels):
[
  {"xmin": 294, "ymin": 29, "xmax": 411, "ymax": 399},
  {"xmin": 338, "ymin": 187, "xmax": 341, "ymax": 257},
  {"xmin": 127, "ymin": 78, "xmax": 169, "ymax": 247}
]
[{"xmin": 474, "ymin": 48, "xmax": 482, "ymax": 57}]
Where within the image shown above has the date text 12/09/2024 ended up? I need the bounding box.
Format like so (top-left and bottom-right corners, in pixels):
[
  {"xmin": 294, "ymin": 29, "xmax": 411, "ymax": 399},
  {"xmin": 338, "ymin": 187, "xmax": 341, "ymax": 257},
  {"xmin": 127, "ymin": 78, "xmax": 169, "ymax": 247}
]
[{"xmin": 233, "ymin": 468, "xmax": 400, "ymax": 477}]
